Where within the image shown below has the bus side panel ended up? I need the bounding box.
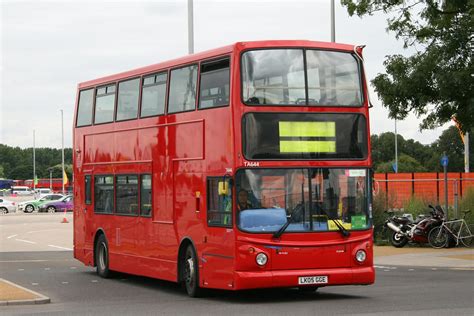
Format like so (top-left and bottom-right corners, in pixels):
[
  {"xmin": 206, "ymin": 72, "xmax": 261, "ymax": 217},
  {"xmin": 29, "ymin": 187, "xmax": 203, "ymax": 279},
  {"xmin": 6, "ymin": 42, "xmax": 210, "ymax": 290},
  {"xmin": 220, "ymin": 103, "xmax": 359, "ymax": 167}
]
[
  {"xmin": 201, "ymin": 228, "xmax": 235, "ymax": 289},
  {"xmin": 73, "ymin": 174, "xmax": 85, "ymax": 263}
]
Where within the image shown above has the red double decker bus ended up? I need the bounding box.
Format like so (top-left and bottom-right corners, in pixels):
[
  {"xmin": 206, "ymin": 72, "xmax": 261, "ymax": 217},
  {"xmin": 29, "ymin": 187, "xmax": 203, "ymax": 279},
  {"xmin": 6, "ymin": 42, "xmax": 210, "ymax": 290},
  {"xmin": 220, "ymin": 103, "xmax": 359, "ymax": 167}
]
[{"xmin": 73, "ymin": 40, "xmax": 374, "ymax": 296}]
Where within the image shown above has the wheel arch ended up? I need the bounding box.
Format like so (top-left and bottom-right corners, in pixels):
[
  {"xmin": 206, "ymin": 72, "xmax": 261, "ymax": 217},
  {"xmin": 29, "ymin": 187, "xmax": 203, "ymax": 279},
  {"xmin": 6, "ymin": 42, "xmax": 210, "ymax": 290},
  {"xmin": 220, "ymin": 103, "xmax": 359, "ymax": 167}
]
[
  {"xmin": 93, "ymin": 228, "xmax": 107, "ymax": 267},
  {"xmin": 177, "ymin": 237, "xmax": 197, "ymax": 283}
]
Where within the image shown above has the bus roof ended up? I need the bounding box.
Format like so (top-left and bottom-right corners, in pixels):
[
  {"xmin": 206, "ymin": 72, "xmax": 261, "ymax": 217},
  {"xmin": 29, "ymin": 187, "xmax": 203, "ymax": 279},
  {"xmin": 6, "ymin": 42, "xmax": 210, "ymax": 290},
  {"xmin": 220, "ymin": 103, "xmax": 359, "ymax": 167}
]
[{"xmin": 78, "ymin": 40, "xmax": 357, "ymax": 89}]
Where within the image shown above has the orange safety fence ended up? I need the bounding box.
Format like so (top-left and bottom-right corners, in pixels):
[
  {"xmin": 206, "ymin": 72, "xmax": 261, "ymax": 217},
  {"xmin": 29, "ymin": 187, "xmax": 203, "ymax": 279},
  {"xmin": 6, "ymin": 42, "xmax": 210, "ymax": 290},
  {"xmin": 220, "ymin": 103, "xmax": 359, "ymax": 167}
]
[{"xmin": 373, "ymin": 172, "xmax": 474, "ymax": 208}]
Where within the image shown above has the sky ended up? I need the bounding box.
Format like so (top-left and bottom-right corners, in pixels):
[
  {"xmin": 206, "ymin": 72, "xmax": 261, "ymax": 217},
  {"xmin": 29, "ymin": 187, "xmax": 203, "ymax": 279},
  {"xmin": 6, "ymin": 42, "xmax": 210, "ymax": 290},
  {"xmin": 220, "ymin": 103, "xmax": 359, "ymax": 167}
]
[{"xmin": 0, "ymin": 0, "xmax": 450, "ymax": 149}]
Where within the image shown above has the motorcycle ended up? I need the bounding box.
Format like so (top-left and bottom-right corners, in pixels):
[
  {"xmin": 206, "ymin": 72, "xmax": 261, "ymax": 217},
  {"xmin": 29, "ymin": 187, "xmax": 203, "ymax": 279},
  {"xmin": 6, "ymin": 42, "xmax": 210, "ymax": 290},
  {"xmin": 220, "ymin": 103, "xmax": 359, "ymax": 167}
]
[{"xmin": 384, "ymin": 205, "xmax": 445, "ymax": 248}]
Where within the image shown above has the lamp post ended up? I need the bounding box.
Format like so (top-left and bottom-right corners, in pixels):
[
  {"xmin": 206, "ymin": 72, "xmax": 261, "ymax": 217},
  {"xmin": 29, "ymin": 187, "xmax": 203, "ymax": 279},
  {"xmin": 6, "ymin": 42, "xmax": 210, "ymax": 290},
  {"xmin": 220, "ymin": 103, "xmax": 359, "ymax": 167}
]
[
  {"xmin": 330, "ymin": 0, "xmax": 335, "ymax": 42},
  {"xmin": 394, "ymin": 118, "xmax": 398, "ymax": 173},
  {"xmin": 33, "ymin": 130, "xmax": 36, "ymax": 191},
  {"xmin": 465, "ymin": 132, "xmax": 470, "ymax": 173},
  {"xmin": 61, "ymin": 109, "xmax": 65, "ymax": 195},
  {"xmin": 47, "ymin": 167, "xmax": 53, "ymax": 190},
  {"xmin": 187, "ymin": 0, "xmax": 194, "ymax": 54}
]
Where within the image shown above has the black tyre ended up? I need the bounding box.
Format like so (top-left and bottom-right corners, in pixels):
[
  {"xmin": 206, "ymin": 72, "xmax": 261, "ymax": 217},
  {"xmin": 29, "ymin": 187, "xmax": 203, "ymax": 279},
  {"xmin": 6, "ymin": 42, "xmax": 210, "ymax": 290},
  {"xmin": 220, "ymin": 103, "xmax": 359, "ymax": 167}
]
[
  {"xmin": 47, "ymin": 206, "xmax": 56, "ymax": 213},
  {"xmin": 182, "ymin": 245, "xmax": 203, "ymax": 297},
  {"xmin": 460, "ymin": 224, "xmax": 474, "ymax": 247},
  {"xmin": 25, "ymin": 205, "xmax": 34, "ymax": 213},
  {"xmin": 95, "ymin": 234, "xmax": 111, "ymax": 278},
  {"xmin": 428, "ymin": 226, "xmax": 448, "ymax": 249},
  {"xmin": 0, "ymin": 207, "xmax": 8, "ymax": 214},
  {"xmin": 389, "ymin": 231, "xmax": 408, "ymax": 248}
]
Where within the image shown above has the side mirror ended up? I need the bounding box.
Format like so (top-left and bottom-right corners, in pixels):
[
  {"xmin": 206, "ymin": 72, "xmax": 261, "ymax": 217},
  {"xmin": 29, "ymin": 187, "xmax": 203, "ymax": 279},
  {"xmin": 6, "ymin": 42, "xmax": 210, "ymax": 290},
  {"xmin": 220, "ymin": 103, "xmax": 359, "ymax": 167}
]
[{"xmin": 218, "ymin": 181, "xmax": 229, "ymax": 196}]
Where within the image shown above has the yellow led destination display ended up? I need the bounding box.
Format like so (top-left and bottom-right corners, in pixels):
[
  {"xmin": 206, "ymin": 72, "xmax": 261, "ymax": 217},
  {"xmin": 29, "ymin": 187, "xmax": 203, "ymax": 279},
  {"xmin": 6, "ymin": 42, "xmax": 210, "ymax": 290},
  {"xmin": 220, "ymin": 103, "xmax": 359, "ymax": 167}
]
[
  {"xmin": 279, "ymin": 121, "xmax": 336, "ymax": 137},
  {"xmin": 278, "ymin": 121, "xmax": 336, "ymax": 153},
  {"xmin": 242, "ymin": 113, "xmax": 367, "ymax": 160},
  {"xmin": 280, "ymin": 140, "xmax": 336, "ymax": 153}
]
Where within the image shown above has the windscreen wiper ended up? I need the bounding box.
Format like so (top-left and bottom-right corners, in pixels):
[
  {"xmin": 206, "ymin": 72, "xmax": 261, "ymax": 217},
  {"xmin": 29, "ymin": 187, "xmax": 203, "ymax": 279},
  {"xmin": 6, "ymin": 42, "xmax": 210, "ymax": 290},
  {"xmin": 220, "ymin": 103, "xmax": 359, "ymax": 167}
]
[
  {"xmin": 272, "ymin": 204, "xmax": 303, "ymax": 239},
  {"xmin": 318, "ymin": 208, "xmax": 351, "ymax": 238}
]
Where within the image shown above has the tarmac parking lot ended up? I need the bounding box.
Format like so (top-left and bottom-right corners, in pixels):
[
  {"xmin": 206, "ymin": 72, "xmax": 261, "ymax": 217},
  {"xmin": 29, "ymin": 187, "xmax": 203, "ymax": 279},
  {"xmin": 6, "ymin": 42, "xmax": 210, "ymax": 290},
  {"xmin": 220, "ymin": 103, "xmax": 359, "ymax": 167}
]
[{"xmin": 1, "ymin": 211, "xmax": 473, "ymax": 315}]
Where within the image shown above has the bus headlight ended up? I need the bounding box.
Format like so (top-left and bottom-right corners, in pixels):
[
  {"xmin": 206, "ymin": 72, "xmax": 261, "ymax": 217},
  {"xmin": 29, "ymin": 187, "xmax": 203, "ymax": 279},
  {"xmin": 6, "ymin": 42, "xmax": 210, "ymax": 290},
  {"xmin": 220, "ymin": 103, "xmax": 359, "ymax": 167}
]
[
  {"xmin": 256, "ymin": 253, "xmax": 268, "ymax": 266},
  {"xmin": 355, "ymin": 250, "xmax": 366, "ymax": 263}
]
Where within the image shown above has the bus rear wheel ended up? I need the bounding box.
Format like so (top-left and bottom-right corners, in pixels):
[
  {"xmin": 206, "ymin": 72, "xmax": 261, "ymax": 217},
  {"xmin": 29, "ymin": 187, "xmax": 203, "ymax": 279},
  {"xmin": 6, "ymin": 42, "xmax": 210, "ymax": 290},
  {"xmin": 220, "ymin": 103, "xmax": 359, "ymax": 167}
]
[
  {"xmin": 95, "ymin": 234, "xmax": 111, "ymax": 278},
  {"xmin": 182, "ymin": 245, "xmax": 203, "ymax": 297}
]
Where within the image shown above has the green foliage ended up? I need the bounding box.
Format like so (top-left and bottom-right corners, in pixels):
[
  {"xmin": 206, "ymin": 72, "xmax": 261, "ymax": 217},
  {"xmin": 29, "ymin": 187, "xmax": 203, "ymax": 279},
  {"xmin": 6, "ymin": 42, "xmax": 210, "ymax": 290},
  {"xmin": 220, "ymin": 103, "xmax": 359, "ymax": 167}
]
[
  {"xmin": 341, "ymin": 0, "xmax": 473, "ymax": 132},
  {"xmin": 0, "ymin": 165, "xmax": 4, "ymax": 178},
  {"xmin": 376, "ymin": 153, "xmax": 427, "ymax": 173},
  {"xmin": 372, "ymin": 191, "xmax": 390, "ymax": 241},
  {"xmin": 0, "ymin": 144, "xmax": 72, "ymax": 180},
  {"xmin": 371, "ymin": 125, "xmax": 473, "ymax": 172},
  {"xmin": 431, "ymin": 126, "xmax": 474, "ymax": 171},
  {"xmin": 459, "ymin": 188, "xmax": 474, "ymax": 224},
  {"xmin": 402, "ymin": 196, "xmax": 435, "ymax": 217}
]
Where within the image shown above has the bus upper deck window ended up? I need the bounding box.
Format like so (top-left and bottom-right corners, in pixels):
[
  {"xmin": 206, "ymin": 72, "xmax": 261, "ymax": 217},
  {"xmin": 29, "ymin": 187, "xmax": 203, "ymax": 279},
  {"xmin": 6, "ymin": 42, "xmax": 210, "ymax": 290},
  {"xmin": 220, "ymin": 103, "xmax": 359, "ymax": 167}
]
[{"xmin": 199, "ymin": 58, "xmax": 230, "ymax": 109}]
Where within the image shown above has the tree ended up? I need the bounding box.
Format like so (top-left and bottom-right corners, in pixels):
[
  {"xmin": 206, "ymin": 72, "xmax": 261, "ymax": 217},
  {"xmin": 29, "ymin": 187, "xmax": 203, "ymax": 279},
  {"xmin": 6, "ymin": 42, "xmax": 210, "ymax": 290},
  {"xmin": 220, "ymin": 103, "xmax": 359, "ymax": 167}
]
[
  {"xmin": 0, "ymin": 144, "xmax": 72, "ymax": 180},
  {"xmin": 342, "ymin": 0, "xmax": 473, "ymax": 132},
  {"xmin": 376, "ymin": 153, "xmax": 427, "ymax": 173},
  {"xmin": 0, "ymin": 165, "xmax": 4, "ymax": 178},
  {"xmin": 371, "ymin": 132, "xmax": 430, "ymax": 170},
  {"xmin": 429, "ymin": 125, "xmax": 474, "ymax": 171}
]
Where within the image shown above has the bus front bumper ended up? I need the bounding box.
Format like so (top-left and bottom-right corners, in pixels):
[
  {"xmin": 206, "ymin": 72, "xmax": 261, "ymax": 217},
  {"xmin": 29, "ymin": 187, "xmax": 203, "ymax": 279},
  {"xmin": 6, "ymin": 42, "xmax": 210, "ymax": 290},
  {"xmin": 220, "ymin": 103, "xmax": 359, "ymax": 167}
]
[{"xmin": 233, "ymin": 266, "xmax": 375, "ymax": 290}]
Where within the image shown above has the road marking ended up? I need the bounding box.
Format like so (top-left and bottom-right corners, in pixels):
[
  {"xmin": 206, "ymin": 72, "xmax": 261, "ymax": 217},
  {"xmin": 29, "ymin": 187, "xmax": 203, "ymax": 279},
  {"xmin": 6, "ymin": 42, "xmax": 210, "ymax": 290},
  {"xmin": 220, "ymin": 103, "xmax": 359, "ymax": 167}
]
[
  {"xmin": 408, "ymin": 269, "xmax": 415, "ymax": 271},
  {"xmin": 431, "ymin": 268, "xmax": 438, "ymax": 271},
  {"xmin": 18, "ymin": 269, "xmax": 24, "ymax": 271},
  {"xmin": 384, "ymin": 270, "xmax": 390, "ymax": 272},
  {"xmin": 15, "ymin": 238, "xmax": 36, "ymax": 244},
  {"xmin": 61, "ymin": 281, "xmax": 69, "ymax": 284},
  {"xmin": 0, "ymin": 259, "xmax": 75, "ymax": 263},
  {"xmin": 27, "ymin": 229, "xmax": 61, "ymax": 234},
  {"xmin": 48, "ymin": 244, "xmax": 72, "ymax": 250},
  {"xmin": 91, "ymin": 280, "xmax": 98, "ymax": 283},
  {"xmin": 7, "ymin": 234, "xmax": 18, "ymax": 239},
  {"xmin": 32, "ymin": 283, "xmax": 39, "ymax": 286},
  {"xmin": 44, "ymin": 268, "xmax": 50, "ymax": 270},
  {"xmin": 70, "ymin": 267, "xmax": 77, "ymax": 269}
]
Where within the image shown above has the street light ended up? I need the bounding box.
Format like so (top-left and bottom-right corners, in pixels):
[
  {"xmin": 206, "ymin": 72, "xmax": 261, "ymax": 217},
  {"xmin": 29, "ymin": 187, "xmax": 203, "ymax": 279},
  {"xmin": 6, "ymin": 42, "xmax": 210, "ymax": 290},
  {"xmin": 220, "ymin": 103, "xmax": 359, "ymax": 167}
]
[
  {"xmin": 394, "ymin": 118, "xmax": 398, "ymax": 173},
  {"xmin": 187, "ymin": 0, "xmax": 194, "ymax": 54},
  {"xmin": 60, "ymin": 109, "xmax": 65, "ymax": 195},
  {"xmin": 33, "ymin": 129, "xmax": 36, "ymax": 191},
  {"xmin": 330, "ymin": 0, "xmax": 335, "ymax": 42},
  {"xmin": 47, "ymin": 167, "xmax": 54, "ymax": 190}
]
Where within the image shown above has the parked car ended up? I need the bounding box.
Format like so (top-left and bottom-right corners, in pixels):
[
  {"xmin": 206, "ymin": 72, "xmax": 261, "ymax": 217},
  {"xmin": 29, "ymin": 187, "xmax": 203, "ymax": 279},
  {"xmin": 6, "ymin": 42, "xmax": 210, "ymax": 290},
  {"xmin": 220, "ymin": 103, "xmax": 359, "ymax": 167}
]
[
  {"xmin": 34, "ymin": 188, "xmax": 53, "ymax": 198},
  {"xmin": 0, "ymin": 198, "xmax": 16, "ymax": 214},
  {"xmin": 18, "ymin": 194, "xmax": 64, "ymax": 213},
  {"xmin": 11, "ymin": 186, "xmax": 33, "ymax": 195},
  {"xmin": 38, "ymin": 195, "xmax": 73, "ymax": 213}
]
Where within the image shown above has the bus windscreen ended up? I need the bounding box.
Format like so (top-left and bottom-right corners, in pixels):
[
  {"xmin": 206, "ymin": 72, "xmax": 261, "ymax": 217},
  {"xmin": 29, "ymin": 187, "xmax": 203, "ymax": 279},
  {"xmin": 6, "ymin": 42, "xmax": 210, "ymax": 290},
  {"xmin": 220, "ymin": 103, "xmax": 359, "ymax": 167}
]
[{"xmin": 242, "ymin": 113, "xmax": 367, "ymax": 160}]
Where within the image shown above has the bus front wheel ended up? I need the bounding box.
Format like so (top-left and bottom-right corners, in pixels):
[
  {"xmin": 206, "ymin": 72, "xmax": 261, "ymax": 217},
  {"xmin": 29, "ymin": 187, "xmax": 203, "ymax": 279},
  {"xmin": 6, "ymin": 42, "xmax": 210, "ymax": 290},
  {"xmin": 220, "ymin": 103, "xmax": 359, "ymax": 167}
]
[
  {"xmin": 95, "ymin": 234, "xmax": 111, "ymax": 278},
  {"xmin": 183, "ymin": 245, "xmax": 203, "ymax": 297}
]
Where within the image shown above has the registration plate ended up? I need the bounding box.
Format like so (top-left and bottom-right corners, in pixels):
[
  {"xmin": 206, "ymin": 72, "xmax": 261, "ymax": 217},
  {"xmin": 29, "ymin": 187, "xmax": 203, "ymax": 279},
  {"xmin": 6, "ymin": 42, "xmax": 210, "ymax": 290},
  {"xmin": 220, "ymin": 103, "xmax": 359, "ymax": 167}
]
[{"xmin": 298, "ymin": 276, "xmax": 328, "ymax": 285}]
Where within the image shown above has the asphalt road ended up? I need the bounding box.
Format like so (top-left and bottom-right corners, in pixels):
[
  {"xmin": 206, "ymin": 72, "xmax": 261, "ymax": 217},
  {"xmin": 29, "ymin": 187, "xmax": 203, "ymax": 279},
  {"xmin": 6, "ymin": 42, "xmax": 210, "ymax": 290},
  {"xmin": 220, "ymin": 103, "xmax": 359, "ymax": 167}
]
[
  {"xmin": 0, "ymin": 212, "xmax": 73, "ymax": 252},
  {"xmin": 1, "ymin": 251, "xmax": 473, "ymax": 315},
  {"xmin": 1, "ymin": 213, "xmax": 473, "ymax": 315}
]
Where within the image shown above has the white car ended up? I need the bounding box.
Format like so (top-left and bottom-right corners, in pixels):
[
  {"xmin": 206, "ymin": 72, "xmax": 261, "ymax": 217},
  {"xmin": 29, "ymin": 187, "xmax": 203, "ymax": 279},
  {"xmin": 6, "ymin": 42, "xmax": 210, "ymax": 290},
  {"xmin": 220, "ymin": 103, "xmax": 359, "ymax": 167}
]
[
  {"xmin": 34, "ymin": 188, "xmax": 53, "ymax": 198},
  {"xmin": 18, "ymin": 194, "xmax": 64, "ymax": 213},
  {"xmin": 11, "ymin": 186, "xmax": 33, "ymax": 195},
  {"xmin": 0, "ymin": 198, "xmax": 16, "ymax": 214}
]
